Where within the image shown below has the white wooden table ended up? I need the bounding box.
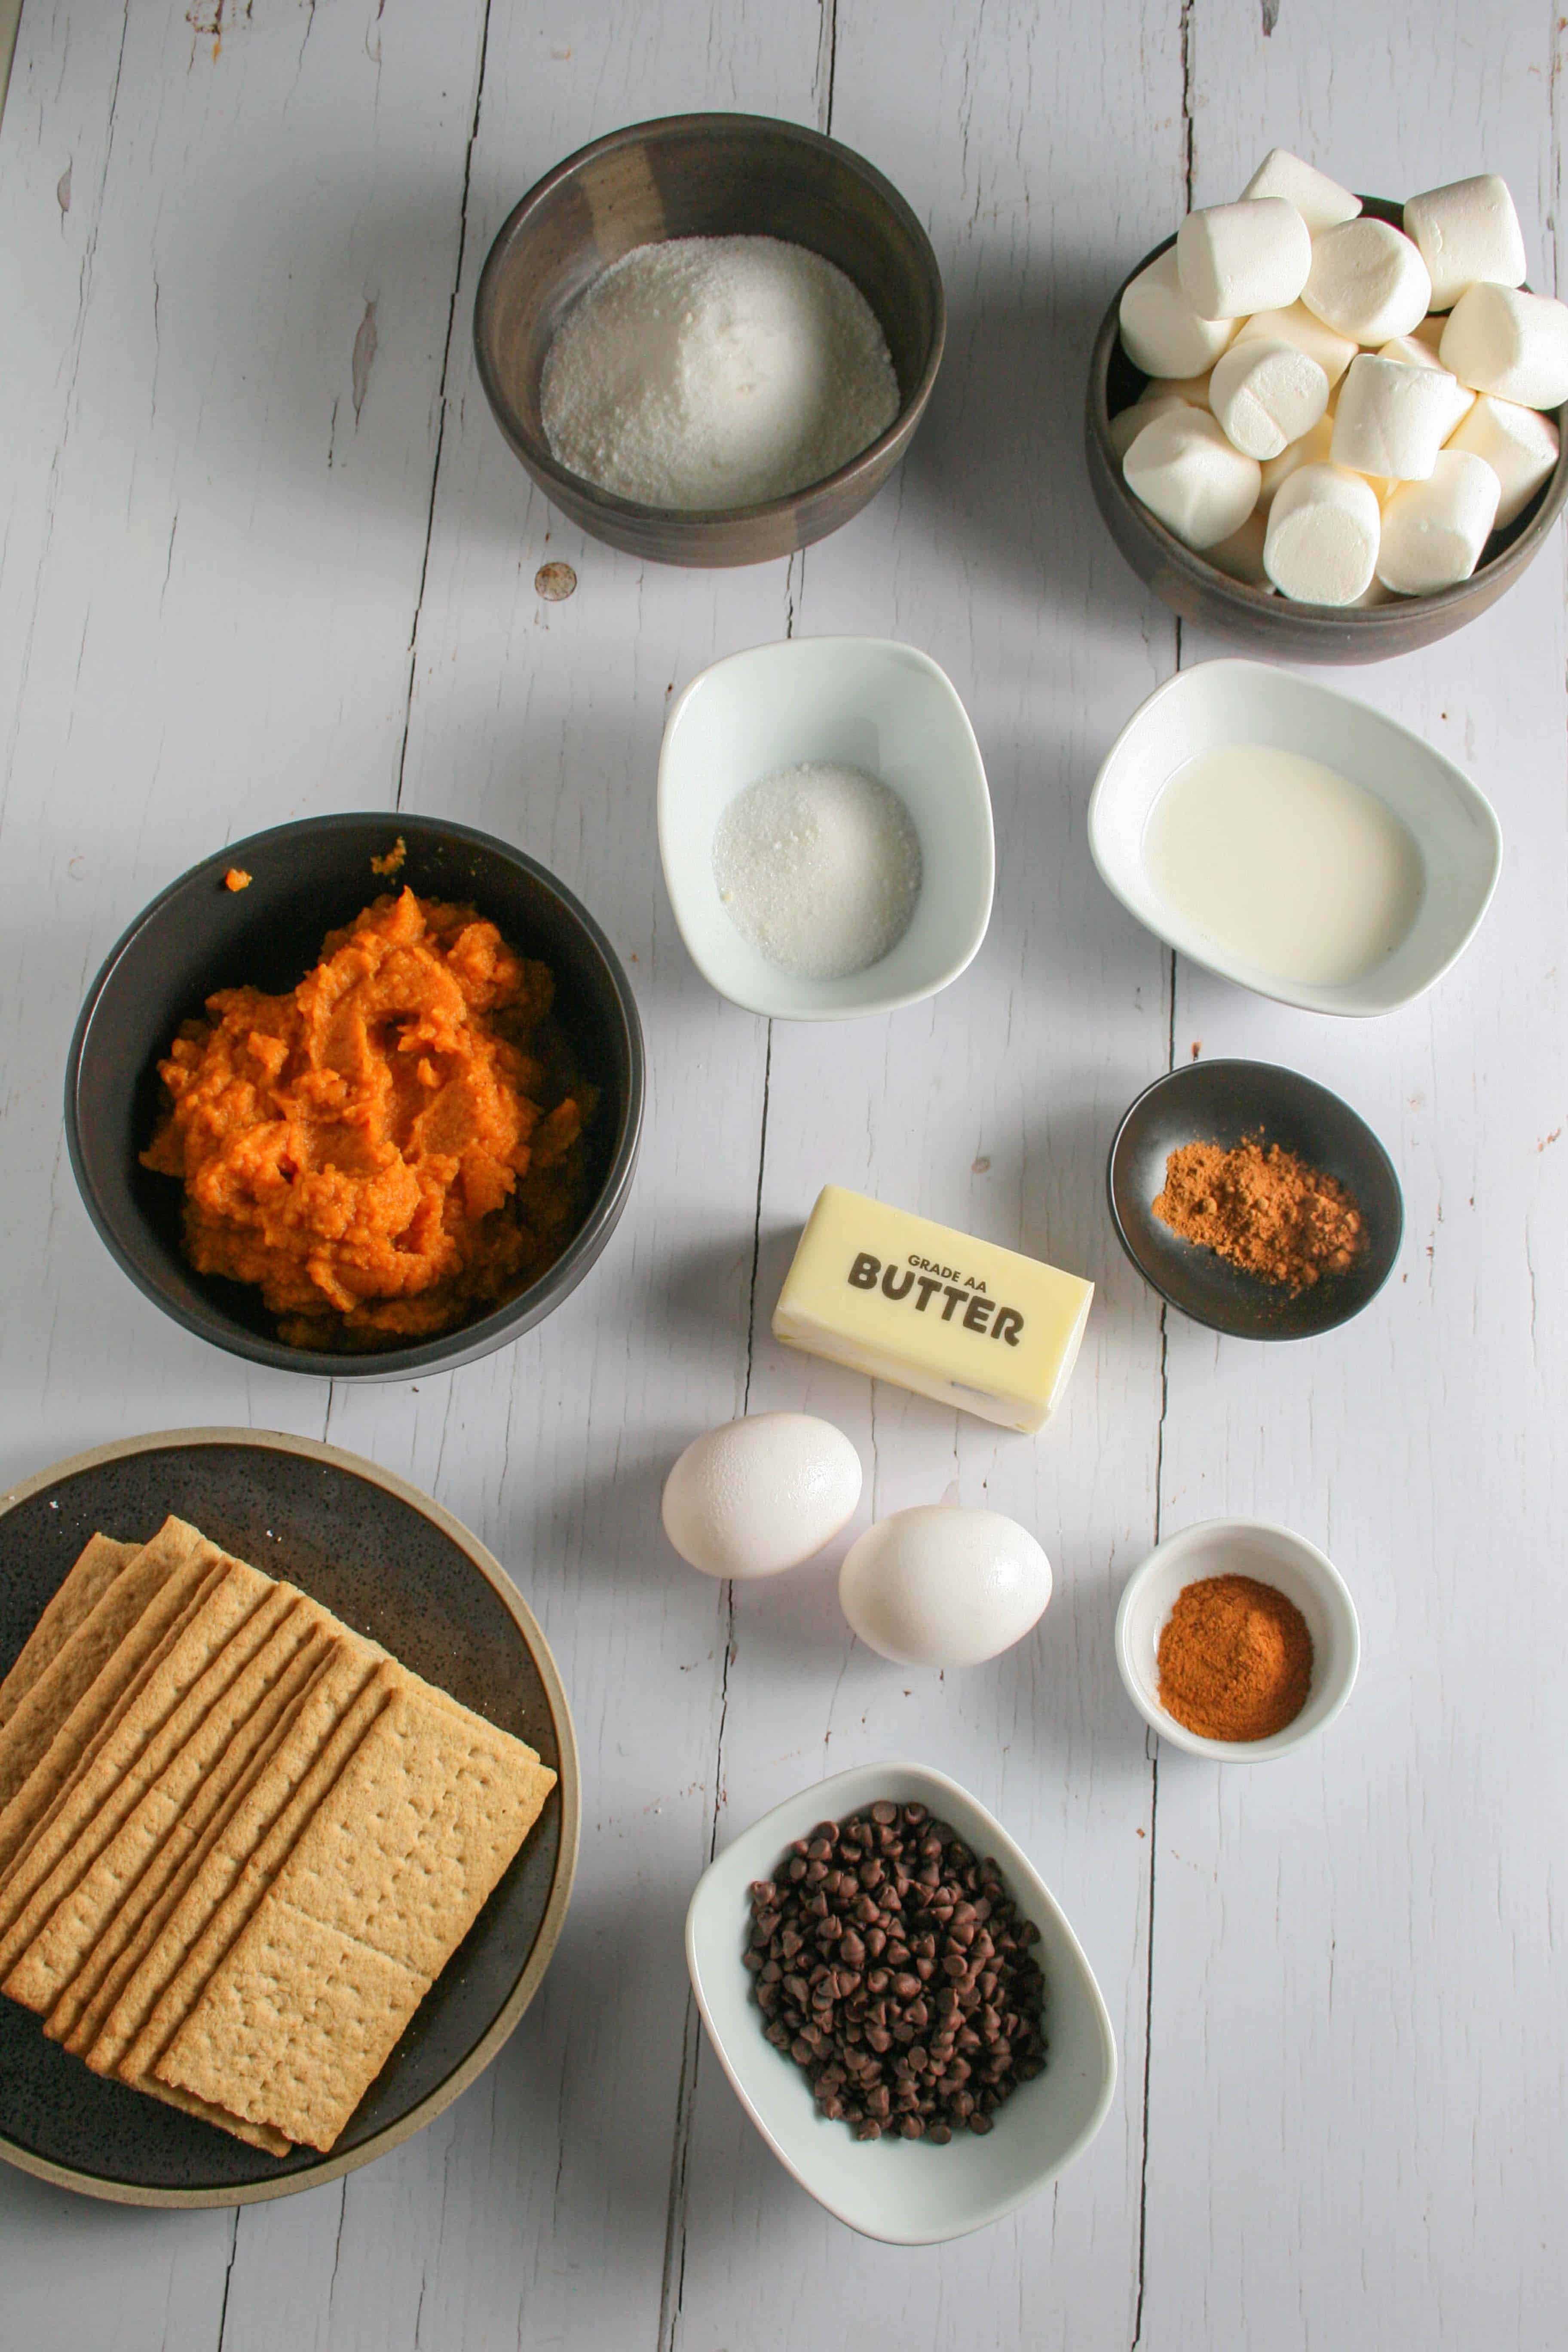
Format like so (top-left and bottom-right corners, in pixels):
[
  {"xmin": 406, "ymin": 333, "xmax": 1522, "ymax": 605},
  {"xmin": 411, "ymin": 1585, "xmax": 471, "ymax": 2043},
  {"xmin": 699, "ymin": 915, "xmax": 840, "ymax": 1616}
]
[{"xmin": 2, "ymin": 4, "xmax": 1564, "ymax": 2346}]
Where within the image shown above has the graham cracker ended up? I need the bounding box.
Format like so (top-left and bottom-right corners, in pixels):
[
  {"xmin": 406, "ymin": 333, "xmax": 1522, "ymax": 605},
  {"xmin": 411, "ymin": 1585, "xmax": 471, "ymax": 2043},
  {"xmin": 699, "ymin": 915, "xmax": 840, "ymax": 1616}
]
[
  {"xmin": 0, "ymin": 1521, "xmax": 211, "ymax": 1813},
  {"xmin": 27, "ymin": 1609, "xmax": 331, "ymax": 2038},
  {"xmin": 0, "ymin": 1570, "xmax": 290, "ymax": 1978},
  {"xmin": 94, "ymin": 1644, "xmax": 391, "ymax": 2086},
  {"xmin": 0, "ymin": 1537, "xmax": 138, "ymax": 1732},
  {"xmin": 156, "ymin": 1685, "xmax": 555, "ymax": 2150},
  {"xmin": 58, "ymin": 1635, "xmax": 340, "ymax": 2058},
  {"xmin": 0, "ymin": 1522, "xmax": 224, "ymax": 1868}
]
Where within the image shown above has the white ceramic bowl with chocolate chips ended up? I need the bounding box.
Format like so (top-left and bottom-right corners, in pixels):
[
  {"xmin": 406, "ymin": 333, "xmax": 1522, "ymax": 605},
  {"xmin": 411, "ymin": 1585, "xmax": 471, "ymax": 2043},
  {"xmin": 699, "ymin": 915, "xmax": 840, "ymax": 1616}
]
[{"xmin": 684, "ymin": 1761, "xmax": 1116, "ymax": 2244}]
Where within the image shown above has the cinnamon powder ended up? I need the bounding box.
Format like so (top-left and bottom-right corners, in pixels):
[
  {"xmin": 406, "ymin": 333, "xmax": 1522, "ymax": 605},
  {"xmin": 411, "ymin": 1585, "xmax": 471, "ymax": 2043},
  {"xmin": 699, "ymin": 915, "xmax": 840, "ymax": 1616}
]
[
  {"xmin": 1152, "ymin": 1134, "xmax": 1366, "ymax": 1293},
  {"xmin": 1157, "ymin": 1574, "xmax": 1313, "ymax": 1743}
]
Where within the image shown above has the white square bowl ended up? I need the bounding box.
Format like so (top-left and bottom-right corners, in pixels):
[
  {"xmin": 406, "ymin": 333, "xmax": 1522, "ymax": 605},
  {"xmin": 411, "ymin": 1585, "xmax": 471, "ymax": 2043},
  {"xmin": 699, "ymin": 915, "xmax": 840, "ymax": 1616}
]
[
  {"xmin": 658, "ymin": 637, "xmax": 994, "ymax": 1020},
  {"xmin": 1087, "ymin": 658, "xmax": 1502, "ymax": 1017},
  {"xmin": 684, "ymin": 1761, "xmax": 1117, "ymax": 2244}
]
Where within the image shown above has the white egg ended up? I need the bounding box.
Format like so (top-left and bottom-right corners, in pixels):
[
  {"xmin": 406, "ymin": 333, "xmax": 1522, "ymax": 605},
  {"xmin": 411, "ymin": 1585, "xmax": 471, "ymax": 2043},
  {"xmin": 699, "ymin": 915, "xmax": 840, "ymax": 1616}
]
[
  {"xmin": 838, "ymin": 1506, "xmax": 1053, "ymax": 1667},
  {"xmin": 661, "ymin": 1412, "xmax": 863, "ymax": 1579}
]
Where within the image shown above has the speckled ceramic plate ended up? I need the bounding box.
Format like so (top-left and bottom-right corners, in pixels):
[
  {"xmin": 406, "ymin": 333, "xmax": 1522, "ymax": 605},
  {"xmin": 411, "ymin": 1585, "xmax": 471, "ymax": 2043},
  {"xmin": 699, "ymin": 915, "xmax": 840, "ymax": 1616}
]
[{"xmin": 0, "ymin": 1428, "xmax": 579, "ymax": 2208}]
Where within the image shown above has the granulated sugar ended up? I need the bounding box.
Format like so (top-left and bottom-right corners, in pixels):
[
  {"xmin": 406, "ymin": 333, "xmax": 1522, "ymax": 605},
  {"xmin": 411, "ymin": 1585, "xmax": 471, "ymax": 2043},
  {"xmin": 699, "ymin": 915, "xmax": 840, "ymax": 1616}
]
[
  {"xmin": 540, "ymin": 236, "xmax": 901, "ymax": 511},
  {"xmin": 713, "ymin": 763, "xmax": 922, "ymax": 981}
]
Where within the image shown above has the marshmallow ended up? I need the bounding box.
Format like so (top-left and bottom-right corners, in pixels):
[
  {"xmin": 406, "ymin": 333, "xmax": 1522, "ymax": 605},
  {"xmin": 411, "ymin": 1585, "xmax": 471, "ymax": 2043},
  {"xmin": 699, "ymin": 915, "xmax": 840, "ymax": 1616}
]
[
  {"xmin": 1205, "ymin": 506, "xmax": 1274, "ymax": 589},
  {"xmin": 1122, "ymin": 407, "xmax": 1262, "ymax": 550},
  {"xmin": 1240, "ymin": 148, "xmax": 1361, "ymax": 236},
  {"xmin": 1376, "ymin": 449, "xmax": 1502, "ymax": 594},
  {"xmin": 1142, "ymin": 372, "xmax": 1214, "ymax": 408},
  {"xmin": 1120, "ymin": 248, "xmax": 1238, "ymax": 379},
  {"xmin": 1263, "ymin": 463, "xmax": 1382, "ymax": 603},
  {"xmin": 1402, "ymin": 175, "xmax": 1527, "ymax": 312},
  {"xmin": 1209, "ymin": 336, "xmax": 1329, "ymax": 459},
  {"xmin": 1440, "ymin": 283, "xmax": 1568, "ymax": 410},
  {"xmin": 1109, "ymin": 394, "xmax": 1193, "ymax": 460},
  {"xmin": 1177, "ymin": 198, "xmax": 1312, "ymax": 320},
  {"xmin": 1303, "ymin": 218, "xmax": 1432, "ymax": 345},
  {"xmin": 1259, "ymin": 412, "xmax": 1335, "ymax": 508},
  {"xmin": 1411, "ymin": 313, "xmax": 1448, "ymax": 355},
  {"xmin": 1234, "ymin": 301, "xmax": 1357, "ymax": 387},
  {"xmin": 1446, "ymin": 393, "xmax": 1560, "ymax": 527},
  {"xmin": 1331, "ymin": 353, "xmax": 1456, "ymax": 480},
  {"xmin": 1377, "ymin": 336, "xmax": 1476, "ymax": 437}
]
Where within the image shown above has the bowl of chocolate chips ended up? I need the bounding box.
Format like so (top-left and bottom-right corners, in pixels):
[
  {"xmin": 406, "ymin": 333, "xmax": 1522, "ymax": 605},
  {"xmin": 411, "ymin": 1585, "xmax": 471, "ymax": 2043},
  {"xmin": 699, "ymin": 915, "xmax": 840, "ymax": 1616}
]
[{"xmin": 684, "ymin": 1761, "xmax": 1116, "ymax": 2244}]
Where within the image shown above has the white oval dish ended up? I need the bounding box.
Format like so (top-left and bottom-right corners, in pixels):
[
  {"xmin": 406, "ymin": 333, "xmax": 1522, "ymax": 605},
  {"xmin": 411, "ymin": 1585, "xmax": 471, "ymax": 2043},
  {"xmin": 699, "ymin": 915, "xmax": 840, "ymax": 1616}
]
[
  {"xmin": 1087, "ymin": 657, "xmax": 1501, "ymax": 1017},
  {"xmin": 1115, "ymin": 1517, "xmax": 1360, "ymax": 1761},
  {"xmin": 658, "ymin": 637, "xmax": 994, "ymax": 1020},
  {"xmin": 684, "ymin": 1760, "xmax": 1116, "ymax": 2244}
]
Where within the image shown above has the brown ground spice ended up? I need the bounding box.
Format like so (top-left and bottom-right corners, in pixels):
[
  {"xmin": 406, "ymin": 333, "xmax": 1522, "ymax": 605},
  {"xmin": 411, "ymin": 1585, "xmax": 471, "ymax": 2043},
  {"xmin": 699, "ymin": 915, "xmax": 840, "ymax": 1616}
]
[
  {"xmin": 1157, "ymin": 1573, "xmax": 1314, "ymax": 1743},
  {"xmin": 1152, "ymin": 1135, "xmax": 1366, "ymax": 1293}
]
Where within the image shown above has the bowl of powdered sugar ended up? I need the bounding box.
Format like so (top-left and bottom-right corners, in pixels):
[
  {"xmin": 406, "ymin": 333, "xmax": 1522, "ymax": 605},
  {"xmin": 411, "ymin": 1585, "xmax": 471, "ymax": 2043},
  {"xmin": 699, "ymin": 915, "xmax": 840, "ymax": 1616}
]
[
  {"xmin": 474, "ymin": 114, "xmax": 945, "ymax": 567},
  {"xmin": 658, "ymin": 637, "xmax": 993, "ymax": 1021}
]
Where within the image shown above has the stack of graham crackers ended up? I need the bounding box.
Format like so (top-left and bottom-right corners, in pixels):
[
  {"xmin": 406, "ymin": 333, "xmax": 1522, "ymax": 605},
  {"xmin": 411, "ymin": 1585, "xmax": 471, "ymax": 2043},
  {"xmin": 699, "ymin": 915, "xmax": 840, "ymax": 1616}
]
[{"xmin": 0, "ymin": 1516, "xmax": 555, "ymax": 2155}]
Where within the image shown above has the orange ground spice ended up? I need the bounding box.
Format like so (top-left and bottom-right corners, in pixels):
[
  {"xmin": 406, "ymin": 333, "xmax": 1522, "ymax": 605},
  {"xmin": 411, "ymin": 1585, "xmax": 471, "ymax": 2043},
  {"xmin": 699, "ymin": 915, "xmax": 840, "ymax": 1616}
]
[
  {"xmin": 1157, "ymin": 1574, "xmax": 1313, "ymax": 1743},
  {"xmin": 1152, "ymin": 1135, "xmax": 1366, "ymax": 1293}
]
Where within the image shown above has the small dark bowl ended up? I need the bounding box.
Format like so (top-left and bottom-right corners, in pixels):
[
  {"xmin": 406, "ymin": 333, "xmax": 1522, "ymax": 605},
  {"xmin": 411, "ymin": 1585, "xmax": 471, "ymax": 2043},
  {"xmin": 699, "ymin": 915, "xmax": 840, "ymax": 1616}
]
[
  {"xmin": 1085, "ymin": 197, "xmax": 1568, "ymax": 662},
  {"xmin": 65, "ymin": 814, "xmax": 644, "ymax": 1380},
  {"xmin": 473, "ymin": 112, "xmax": 945, "ymax": 567},
  {"xmin": 1107, "ymin": 1060, "xmax": 1403, "ymax": 1339}
]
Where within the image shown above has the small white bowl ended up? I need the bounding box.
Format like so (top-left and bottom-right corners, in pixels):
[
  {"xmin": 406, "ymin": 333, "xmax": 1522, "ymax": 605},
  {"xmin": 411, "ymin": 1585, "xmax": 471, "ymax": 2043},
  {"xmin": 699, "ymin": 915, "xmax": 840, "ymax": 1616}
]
[
  {"xmin": 1087, "ymin": 657, "xmax": 1501, "ymax": 1017},
  {"xmin": 1115, "ymin": 1519, "xmax": 1360, "ymax": 1761},
  {"xmin": 658, "ymin": 637, "xmax": 994, "ymax": 1020},
  {"xmin": 684, "ymin": 1760, "xmax": 1116, "ymax": 2244}
]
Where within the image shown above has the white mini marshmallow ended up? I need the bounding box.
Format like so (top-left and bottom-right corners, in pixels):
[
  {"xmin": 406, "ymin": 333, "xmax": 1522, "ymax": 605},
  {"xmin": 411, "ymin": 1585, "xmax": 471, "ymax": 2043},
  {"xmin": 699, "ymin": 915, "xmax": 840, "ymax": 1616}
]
[
  {"xmin": 1176, "ymin": 198, "xmax": 1312, "ymax": 320},
  {"xmin": 1259, "ymin": 413, "xmax": 1335, "ymax": 508},
  {"xmin": 1240, "ymin": 148, "xmax": 1361, "ymax": 236},
  {"xmin": 1209, "ymin": 336, "xmax": 1329, "ymax": 459},
  {"xmin": 1440, "ymin": 284, "xmax": 1568, "ymax": 410},
  {"xmin": 1376, "ymin": 448, "xmax": 1502, "ymax": 594},
  {"xmin": 1411, "ymin": 313, "xmax": 1448, "ymax": 355},
  {"xmin": 1331, "ymin": 353, "xmax": 1456, "ymax": 480},
  {"xmin": 1376, "ymin": 336, "xmax": 1475, "ymax": 437},
  {"xmin": 1446, "ymin": 393, "xmax": 1560, "ymax": 527},
  {"xmin": 1122, "ymin": 407, "xmax": 1262, "ymax": 550},
  {"xmin": 1402, "ymin": 175, "xmax": 1527, "ymax": 312},
  {"xmin": 1303, "ymin": 218, "xmax": 1432, "ymax": 345},
  {"xmin": 1120, "ymin": 248, "xmax": 1238, "ymax": 378},
  {"xmin": 1109, "ymin": 394, "xmax": 1193, "ymax": 460},
  {"xmin": 1263, "ymin": 463, "xmax": 1382, "ymax": 603},
  {"xmin": 1234, "ymin": 301, "xmax": 1357, "ymax": 387},
  {"xmin": 1142, "ymin": 372, "xmax": 1214, "ymax": 407},
  {"xmin": 1205, "ymin": 506, "xmax": 1273, "ymax": 589}
]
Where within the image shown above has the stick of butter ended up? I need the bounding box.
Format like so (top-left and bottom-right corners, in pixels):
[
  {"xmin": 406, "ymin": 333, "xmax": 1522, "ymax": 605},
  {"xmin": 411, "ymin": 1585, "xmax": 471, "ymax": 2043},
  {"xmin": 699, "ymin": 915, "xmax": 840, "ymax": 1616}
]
[{"xmin": 772, "ymin": 1185, "xmax": 1093, "ymax": 1434}]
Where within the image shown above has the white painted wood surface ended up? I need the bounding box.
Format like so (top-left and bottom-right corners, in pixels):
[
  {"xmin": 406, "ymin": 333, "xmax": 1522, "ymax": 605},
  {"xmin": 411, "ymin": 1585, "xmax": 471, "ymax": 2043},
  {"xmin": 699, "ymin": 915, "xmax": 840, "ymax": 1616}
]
[{"xmin": 0, "ymin": 2, "xmax": 1563, "ymax": 2346}]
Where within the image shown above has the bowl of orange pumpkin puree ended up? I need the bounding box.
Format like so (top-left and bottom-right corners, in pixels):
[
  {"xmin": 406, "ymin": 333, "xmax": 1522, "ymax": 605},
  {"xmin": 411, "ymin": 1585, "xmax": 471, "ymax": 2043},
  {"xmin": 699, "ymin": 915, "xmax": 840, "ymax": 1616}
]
[{"xmin": 66, "ymin": 814, "xmax": 643, "ymax": 1377}]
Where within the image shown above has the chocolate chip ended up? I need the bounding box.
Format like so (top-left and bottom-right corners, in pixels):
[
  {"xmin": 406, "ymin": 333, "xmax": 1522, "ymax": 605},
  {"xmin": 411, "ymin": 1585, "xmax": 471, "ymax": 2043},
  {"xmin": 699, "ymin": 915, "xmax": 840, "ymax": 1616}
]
[{"xmin": 746, "ymin": 1801, "xmax": 1049, "ymax": 2148}]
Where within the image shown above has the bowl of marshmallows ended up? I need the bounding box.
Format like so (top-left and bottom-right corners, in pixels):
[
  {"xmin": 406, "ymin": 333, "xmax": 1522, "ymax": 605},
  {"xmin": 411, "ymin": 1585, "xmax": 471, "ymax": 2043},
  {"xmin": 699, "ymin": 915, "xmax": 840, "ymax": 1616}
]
[{"xmin": 1085, "ymin": 150, "xmax": 1568, "ymax": 660}]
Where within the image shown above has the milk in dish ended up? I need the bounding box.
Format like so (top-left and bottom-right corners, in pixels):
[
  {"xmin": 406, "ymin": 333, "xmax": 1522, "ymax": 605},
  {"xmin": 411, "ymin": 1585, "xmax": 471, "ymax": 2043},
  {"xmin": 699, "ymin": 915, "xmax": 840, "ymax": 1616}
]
[{"xmin": 1142, "ymin": 741, "xmax": 1424, "ymax": 988}]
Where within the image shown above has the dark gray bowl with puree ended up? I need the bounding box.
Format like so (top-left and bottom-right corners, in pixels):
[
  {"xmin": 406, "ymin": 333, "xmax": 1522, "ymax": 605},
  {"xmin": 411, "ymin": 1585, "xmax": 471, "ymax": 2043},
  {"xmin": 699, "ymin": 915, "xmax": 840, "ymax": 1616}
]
[{"xmin": 64, "ymin": 812, "xmax": 643, "ymax": 1380}]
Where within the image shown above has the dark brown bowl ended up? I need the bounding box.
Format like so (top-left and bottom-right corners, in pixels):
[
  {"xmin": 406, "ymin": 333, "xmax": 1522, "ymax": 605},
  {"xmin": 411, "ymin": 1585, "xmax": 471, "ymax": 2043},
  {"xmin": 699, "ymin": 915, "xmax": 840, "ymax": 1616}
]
[
  {"xmin": 473, "ymin": 113, "xmax": 945, "ymax": 567},
  {"xmin": 1085, "ymin": 197, "xmax": 1568, "ymax": 661}
]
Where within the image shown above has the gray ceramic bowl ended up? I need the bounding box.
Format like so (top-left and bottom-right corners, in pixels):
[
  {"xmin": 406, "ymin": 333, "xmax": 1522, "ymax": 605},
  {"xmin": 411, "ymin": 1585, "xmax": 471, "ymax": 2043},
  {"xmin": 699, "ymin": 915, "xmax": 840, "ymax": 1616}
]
[
  {"xmin": 1085, "ymin": 197, "xmax": 1568, "ymax": 662},
  {"xmin": 473, "ymin": 112, "xmax": 945, "ymax": 567},
  {"xmin": 65, "ymin": 813, "xmax": 643, "ymax": 1381},
  {"xmin": 1107, "ymin": 1059, "xmax": 1403, "ymax": 1339}
]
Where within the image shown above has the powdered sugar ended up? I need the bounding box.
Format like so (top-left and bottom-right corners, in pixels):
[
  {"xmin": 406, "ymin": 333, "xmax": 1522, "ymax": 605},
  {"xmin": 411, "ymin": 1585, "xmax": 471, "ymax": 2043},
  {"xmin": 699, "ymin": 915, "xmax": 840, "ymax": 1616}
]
[
  {"xmin": 713, "ymin": 763, "xmax": 922, "ymax": 981},
  {"xmin": 540, "ymin": 236, "xmax": 901, "ymax": 511}
]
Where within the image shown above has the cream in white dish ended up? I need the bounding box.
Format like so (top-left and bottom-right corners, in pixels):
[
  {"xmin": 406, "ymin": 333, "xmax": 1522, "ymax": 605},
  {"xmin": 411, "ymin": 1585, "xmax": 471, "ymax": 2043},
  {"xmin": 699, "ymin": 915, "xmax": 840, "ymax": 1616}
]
[{"xmin": 1142, "ymin": 741, "xmax": 1424, "ymax": 989}]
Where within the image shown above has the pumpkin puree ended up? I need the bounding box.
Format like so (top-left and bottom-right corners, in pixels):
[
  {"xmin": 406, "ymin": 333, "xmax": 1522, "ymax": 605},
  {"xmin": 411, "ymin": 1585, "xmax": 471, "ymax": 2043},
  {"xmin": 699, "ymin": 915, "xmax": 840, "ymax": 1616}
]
[{"xmin": 141, "ymin": 888, "xmax": 596, "ymax": 1349}]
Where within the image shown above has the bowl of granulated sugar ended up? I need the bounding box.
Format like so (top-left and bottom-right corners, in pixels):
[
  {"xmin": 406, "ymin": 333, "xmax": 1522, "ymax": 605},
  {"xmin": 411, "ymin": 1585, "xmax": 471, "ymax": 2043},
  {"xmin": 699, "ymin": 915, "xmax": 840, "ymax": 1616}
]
[
  {"xmin": 658, "ymin": 637, "xmax": 993, "ymax": 1021},
  {"xmin": 473, "ymin": 114, "xmax": 945, "ymax": 567}
]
